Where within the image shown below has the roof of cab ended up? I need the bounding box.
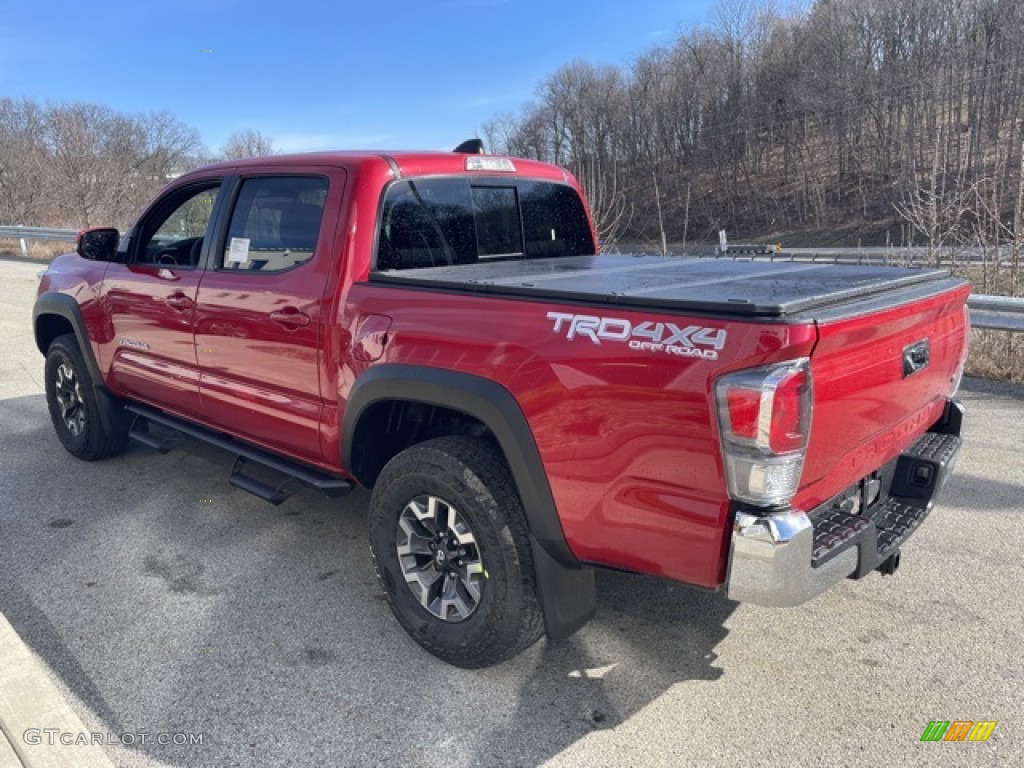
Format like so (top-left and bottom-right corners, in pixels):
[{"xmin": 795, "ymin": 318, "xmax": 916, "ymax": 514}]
[{"xmin": 190, "ymin": 150, "xmax": 570, "ymax": 183}]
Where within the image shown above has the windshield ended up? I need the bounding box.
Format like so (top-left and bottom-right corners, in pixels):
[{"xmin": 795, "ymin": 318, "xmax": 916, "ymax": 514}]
[{"xmin": 375, "ymin": 177, "xmax": 594, "ymax": 271}]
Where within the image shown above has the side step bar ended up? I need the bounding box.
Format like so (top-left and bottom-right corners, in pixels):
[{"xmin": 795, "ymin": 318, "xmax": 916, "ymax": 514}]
[
  {"xmin": 127, "ymin": 418, "xmax": 178, "ymax": 453},
  {"xmin": 125, "ymin": 404, "xmax": 352, "ymax": 505}
]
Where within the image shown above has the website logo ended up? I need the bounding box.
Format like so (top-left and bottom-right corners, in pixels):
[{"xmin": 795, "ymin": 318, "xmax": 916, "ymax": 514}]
[{"xmin": 920, "ymin": 720, "xmax": 997, "ymax": 742}]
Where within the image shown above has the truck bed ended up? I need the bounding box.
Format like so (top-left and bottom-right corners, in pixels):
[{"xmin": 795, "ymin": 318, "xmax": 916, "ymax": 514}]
[{"xmin": 369, "ymin": 254, "xmax": 952, "ymax": 318}]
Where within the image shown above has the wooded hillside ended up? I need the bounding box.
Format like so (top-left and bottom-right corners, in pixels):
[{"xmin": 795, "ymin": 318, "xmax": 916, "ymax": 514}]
[{"xmin": 483, "ymin": 0, "xmax": 1024, "ymax": 250}]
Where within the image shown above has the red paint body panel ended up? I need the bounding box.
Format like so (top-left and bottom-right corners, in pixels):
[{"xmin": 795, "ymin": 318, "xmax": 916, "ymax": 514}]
[
  {"xmin": 36, "ymin": 149, "xmax": 970, "ymax": 594},
  {"xmin": 191, "ymin": 166, "xmax": 348, "ymax": 463},
  {"xmin": 38, "ymin": 252, "xmax": 110, "ymax": 366},
  {"xmin": 340, "ymin": 285, "xmax": 819, "ymax": 586},
  {"xmin": 101, "ymin": 264, "xmax": 206, "ymax": 417},
  {"xmin": 793, "ymin": 284, "xmax": 970, "ymax": 512}
]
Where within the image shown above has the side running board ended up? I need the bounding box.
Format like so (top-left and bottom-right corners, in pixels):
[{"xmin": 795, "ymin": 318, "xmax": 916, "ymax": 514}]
[{"xmin": 126, "ymin": 404, "xmax": 352, "ymax": 505}]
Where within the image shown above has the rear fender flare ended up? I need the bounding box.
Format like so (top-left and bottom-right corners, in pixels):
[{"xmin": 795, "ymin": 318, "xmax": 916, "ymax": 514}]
[{"xmin": 343, "ymin": 364, "xmax": 596, "ymax": 640}]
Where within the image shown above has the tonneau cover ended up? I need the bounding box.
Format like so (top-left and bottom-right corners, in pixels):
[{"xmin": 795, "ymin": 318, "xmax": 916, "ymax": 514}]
[{"xmin": 368, "ymin": 254, "xmax": 949, "ymax": 318}]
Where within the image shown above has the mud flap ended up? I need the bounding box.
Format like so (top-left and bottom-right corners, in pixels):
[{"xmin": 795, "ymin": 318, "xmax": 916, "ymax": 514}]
[
  {"xmin": 93, "ymin": 385, "xmax": 132, "ymax": 436},
  {"xmin": 531, "ymin": 538, "xmax": 596, "ymax": 641}
]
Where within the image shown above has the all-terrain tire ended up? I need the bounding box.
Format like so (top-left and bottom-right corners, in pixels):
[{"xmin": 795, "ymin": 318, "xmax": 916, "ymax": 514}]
[
  {"xmin": 369, "ymin": 436, "xmax": 544, "ymax": 668},
  {"xmin": 44, "ymin": 334, "xmax": 129, "ymax": 460}
]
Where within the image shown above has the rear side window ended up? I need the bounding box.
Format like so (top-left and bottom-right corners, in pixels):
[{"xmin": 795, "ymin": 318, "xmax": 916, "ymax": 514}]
[
  {"xmin": 376, "ymin": 177, "xmax": 594, "ymax": 271},
  {"xmin": 219, "ymin": 176, "xmax": 328, "ymax": 272}
]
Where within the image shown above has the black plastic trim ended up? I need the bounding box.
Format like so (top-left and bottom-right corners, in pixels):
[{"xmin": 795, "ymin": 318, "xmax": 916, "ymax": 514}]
[
  {"xmin": 530, "ymin": 540, "xmax": 596, "ymax": 641},
  {"xmin": 453, "ymin": 139, "xmax": 485, "ymax": 154},
  {"xmin": 806, "ymin": 410, "xmax": 963, "ymax": 578},
  {"xmin": 344, "ymin": 365, "xmax": 574, "ymax": 563},
  {"xmin": 33, "ymin": 293, "xmax": 102, "ymax": 379},
  {"xmin": 932, "ymin": 398, "xmax": 965, "ymax": 436},
  {"xmin": 125, "ymin": 403, "xmax": 352, "ymax": 496},
  {"xmin": 343, "ymin": 364, "xmax": 595, "ymax": 640},
  {"xmin": 367, "ymin": 254, "xmax": 952, "ymax": 318},
  {"xmin": 196, "ymin": 174, "xmax": 239, "ymax": 271},
  {"xmin": 32, "ymin": 292, "xmax": 131, "ymax": 435},
  {"xmin": 379, "ymin": 154, "xmax": 401, "ymax": 179}
]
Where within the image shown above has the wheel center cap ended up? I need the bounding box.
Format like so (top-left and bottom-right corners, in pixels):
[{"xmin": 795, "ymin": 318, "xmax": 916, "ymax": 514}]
[{"xmin": 434, "ymin": 549, "xmax": 447, "ymax": 566}]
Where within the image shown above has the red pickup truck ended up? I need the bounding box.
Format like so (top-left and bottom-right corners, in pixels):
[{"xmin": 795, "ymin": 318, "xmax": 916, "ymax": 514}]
[{"xmin": 34, "ymin": 145, "xmax": 969, "ymax": 667}]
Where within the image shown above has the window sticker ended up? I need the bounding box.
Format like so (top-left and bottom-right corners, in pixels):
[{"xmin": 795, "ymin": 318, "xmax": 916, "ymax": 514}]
[{"xmin": 227, "ymin": 237, "xmax": 250, "ymax": 264}]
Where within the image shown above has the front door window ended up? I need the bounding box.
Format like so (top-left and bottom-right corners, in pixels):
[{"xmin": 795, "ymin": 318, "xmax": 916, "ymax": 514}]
[{"xmin": 136, "ymin": 184, "xmax": 220, "ymax": 267}]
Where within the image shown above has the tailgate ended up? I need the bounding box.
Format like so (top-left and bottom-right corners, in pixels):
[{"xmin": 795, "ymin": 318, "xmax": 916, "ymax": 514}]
[{"xmin": 794, "ymin": 279, "xmax": 970, "ymax": 510}]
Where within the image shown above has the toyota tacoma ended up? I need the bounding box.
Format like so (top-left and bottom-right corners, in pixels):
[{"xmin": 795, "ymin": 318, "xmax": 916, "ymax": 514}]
[{"xmin": 34, "ymin": 143, "xmax": 969, "ymax": 667}]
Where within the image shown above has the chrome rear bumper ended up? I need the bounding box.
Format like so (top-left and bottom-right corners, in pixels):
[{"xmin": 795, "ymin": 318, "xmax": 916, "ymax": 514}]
[
  {"xmin": 726, "ymin": 403, "xmax": 963, "ymax": 607},
  {"xmin": 726, "ymin": 510, "xmax": 858, "ymax": 606}
]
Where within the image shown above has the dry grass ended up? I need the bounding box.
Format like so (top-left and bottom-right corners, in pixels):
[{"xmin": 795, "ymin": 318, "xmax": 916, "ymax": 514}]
[
  {"xmin": 967, "ymin": 329, "xmax": 1021, "ymax": 383},
  {"xmin": 0, "ymin": 238, "xmax": 70, "ymax": 261},
  {"xmin": 951, "ymin": 264, "xmax": 1022, "ymax": 383}
]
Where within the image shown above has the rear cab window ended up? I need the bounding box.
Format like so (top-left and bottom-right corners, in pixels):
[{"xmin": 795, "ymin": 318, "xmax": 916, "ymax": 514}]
[{"xmin": 375, "ymin": 177, "xmax": 594, "ymax": 271}]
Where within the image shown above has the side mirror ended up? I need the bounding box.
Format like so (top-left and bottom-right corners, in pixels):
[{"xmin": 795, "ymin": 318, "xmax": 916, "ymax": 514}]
[{"xmin": 77, "ymin": 227, "xmax": 120, "ymax": 261}]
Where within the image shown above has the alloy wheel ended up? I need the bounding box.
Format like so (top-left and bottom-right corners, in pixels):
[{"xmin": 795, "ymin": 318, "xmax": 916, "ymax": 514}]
[
  {"xmin": 396, "ymin": 494, "xmax": 485, "ymax": 622},
  {"xmin": 54, "ymin": 362, "xmax": 86, "ymax": 437}
]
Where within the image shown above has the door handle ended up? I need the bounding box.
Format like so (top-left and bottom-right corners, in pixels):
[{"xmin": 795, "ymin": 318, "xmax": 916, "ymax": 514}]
[
  {"xmin": 166, "ymin": 293, "xmax": 194, "ymax": 310},
  {"xmin": 270, "ymin": 308, "xmax": 311, "ymax": 328}
]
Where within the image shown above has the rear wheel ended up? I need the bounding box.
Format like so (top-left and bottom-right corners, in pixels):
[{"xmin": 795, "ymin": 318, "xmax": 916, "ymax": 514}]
[
  {"xmin": 369, "ymin": 436, "xmax": 544, "ymax": 667},
  {"xmin": 44, "ymin": 334, "xmax": 128, "ymax": 460}
]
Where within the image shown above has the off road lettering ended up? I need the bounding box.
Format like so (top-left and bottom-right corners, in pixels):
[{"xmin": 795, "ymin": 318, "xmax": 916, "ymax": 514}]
[{"xmin": 547, "ymin": 312, "xmax": 726, "ymax": 359}]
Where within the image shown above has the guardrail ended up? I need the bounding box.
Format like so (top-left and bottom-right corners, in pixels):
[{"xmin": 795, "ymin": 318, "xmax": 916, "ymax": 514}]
[
  {"xmin": 3, "ymin": 225, "xmax": 1022, "ymax": 332},
  {"xmin": 0, "ymin": 225, "xmax": 78, "ymax": 257},
  {"xmin": 968, "ymin": 295, "xmax": 1024, "ymax": 332}
]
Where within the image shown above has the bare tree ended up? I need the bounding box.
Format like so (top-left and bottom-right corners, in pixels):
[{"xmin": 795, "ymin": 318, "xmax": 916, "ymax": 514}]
[
  {"xmin": 44, "ymin": 103, "xmax": 122, "ymax": 227},
  {"xmin": 971, "ymin": 140, "xmax": 1024, "ymax": 296},
  {"xmin": 0, "ymin": 98, "xmax": 47, "ymax": 225},
  {"xmin": 8, "ymin": 0, "xmax": 1024, "ymax": 265},
  {"xmin": 576, "ymin": 155, "xmax": 633, "ymax": 249},
  {"xmin": 137, "ymin": 111, "xmax": 202, "ymax": 181},
  {"xmin": 220, "ymin": 129, "xmax": 275, "ymax": 160},
  {"xmin": 479, "ymin": 112, "xmax": 519, "ymax": 155},
  {"xmin": 1, "ymin": 100, "xmax": 209, "ymax": 229},
  {"xmin": 893, "ymin": 127, "xmax": 972, "ymax": 265}
]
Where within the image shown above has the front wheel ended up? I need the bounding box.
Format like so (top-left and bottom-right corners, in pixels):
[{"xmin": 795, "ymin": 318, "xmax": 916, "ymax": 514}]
[
  {"xmin": 44, "ymin": 334, "xmax": 128, "ymax": 460},
  {"xmin": 368, "ymin": 436, "xmax": 544, "ymax": 667}
]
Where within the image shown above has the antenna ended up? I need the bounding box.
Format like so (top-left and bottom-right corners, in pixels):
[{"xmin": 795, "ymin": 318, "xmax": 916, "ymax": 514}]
[{"xmin": 453, "ymin": 139, "xmax": 485, "ymax": 155}]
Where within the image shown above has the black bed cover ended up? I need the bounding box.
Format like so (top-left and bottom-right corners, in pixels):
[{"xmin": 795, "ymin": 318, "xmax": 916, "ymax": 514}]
[{"xmin": 368, "ymin": 254, "xmax": 955, "ymax": 318}]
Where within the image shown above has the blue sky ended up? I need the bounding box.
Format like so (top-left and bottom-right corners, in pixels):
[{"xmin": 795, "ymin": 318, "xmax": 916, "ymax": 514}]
[{"xmin": 1, "ymin": 0, "xmax": 717, "ymax": 153}]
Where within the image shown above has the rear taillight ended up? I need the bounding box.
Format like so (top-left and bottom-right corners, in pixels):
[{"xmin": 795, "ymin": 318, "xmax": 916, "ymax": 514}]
[{"xmin": 715, "ymin": 359, "xmax": 812, "ymax": 507}]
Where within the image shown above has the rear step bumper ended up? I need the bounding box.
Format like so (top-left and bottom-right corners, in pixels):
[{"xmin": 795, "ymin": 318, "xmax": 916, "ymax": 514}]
[{"xmin": 726, "ymin": 400, "xmax": 963, "ymax": 607}]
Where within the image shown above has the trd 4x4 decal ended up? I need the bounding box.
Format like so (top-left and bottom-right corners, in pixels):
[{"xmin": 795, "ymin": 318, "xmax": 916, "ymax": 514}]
[{"xmin": 546, "ymin": 312, "xmax": 727, "ymax": 360}]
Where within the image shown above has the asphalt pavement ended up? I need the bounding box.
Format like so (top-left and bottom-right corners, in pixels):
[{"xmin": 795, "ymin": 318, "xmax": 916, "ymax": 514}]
[{"xmin": 0, "ymin": 257, "xmax": 1021, "ymax": 767}]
